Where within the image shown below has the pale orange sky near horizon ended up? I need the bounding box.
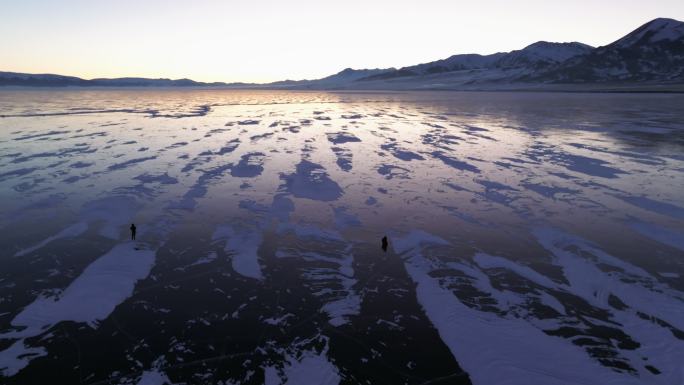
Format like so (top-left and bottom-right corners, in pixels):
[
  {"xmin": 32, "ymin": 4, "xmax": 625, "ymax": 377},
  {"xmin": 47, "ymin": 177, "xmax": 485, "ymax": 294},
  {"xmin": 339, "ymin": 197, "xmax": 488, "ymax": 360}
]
[{"xmin": 1, "ymin": 0, "xmax": 683, "ymax": 83}]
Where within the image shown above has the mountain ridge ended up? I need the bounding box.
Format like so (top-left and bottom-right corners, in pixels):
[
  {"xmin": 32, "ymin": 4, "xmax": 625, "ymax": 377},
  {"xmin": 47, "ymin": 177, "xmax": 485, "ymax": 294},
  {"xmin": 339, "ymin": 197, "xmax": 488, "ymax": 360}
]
[
  {"xmin": 0, "ymin": 71, "xmax": 236, "ymax": 87},
  {"xmin": 2, "ymin": 18, "xmax": 683, "ymax": 90}
]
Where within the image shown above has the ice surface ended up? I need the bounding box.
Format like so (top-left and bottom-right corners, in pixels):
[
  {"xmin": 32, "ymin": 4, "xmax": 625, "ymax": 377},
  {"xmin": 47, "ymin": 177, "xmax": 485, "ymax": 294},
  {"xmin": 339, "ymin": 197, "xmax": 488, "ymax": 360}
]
[
  {"xmin": 333, "ymin": 206, "xmax": 361, "ymax": 229},
  {"xmin": 397, "ymin": 231, "xmax": 647, "ymax": 385},
  {"xmin": 14, "ymin": 221, "xmax": 88, "ymax": 257},
  {"xmin": 615, "ymin": 195, "xmax": 684, "ymax": 220},
  {"xmin": 380, "ymin": 142, "xmax": 425, "ymax": 161},
  {"xmin": 231, "ymin": 152, "xmax": 265, "ymax": 177},
  {"xmin": 281, "ymin": 160, "xmax": 343, "ymax": 201},
  {"xmin": 534, "ymin": 228, "xmax": 684, "ymax": 331},
  {"xmin": 532, "ymin": 228, "xmax": 684, "ymax": 384},
  {"xmin": 0, "ymin": 242, "xmax": 156, "ymax": 374},
  {"xmin": 630, "ymin": 222, "xmax": 684, "ymax": 251},
  {"xmin": 108, "ymin": 156, "xmax": 157, "ymax": 171},
  {"xmin": 330, "ymin": 146, "xmax": 353, "ymax": 171},
  {"xmin": 0, "ymin": 90, "xmax": 682, "ymax": 384},
  {"xmin": 430, "ymin": 151, "xmax": 480, "ymax": 173},
  {"xmin": 81, "ymin": 195, "xmax": 139, "ymax": 239},
  {"xmin": 326, "ymin": 132, "xmax": 361, "ymax": 145}
]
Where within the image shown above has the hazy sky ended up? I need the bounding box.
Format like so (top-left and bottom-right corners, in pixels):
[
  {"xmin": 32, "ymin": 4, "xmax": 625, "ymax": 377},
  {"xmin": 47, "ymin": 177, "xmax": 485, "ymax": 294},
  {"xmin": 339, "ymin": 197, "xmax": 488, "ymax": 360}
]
[{"xmin": 1, "ymin": 0, "xmax": 683, "ymax": 83}]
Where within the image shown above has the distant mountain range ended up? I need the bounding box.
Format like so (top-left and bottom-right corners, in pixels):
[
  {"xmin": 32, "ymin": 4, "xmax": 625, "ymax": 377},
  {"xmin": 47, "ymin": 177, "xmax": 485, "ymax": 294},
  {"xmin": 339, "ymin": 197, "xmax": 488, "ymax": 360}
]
[
  {"xmin": 2, "ymin": 18, "xmax": 683, "ymax": 91},
  {"xmin": 0, "ymin": 73, "xmax": 237, "ymax": 88}
]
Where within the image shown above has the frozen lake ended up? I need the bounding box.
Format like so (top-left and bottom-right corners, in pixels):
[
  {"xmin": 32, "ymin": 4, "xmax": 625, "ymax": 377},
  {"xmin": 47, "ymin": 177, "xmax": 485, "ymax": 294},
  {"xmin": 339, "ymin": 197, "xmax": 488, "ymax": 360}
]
[{"xmin": 0, "ymin": 89, "xmax": 683, "ymax": 385}]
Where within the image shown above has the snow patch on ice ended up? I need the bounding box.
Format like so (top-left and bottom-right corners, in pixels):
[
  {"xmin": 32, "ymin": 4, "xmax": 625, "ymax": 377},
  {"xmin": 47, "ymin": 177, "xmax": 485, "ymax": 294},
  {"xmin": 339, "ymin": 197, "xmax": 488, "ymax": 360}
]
[
  {"xmin": 136, "ymin": 368, "xmax": 172, "ymax": 385},
  {"xmin": 473, "ymin": 253, "xmax": 559, "ymax": 289},
  {"xmin": 4, "ymin": 242, "xmax": 156, "ymax": 338},
  {"xmin": 533, "ymin": 227, "xmax": 684, "ymax": 384},
  {"xmin": 264, "ymin": 345, "xmax": 340, "ymax": 385},
  {"xmin": 213, "ymin": 225, "xmax": 263, "ymax": 280},
  {"xmin": 280, "ymin": 349, "xmax": 340, "ymax": 385},
  {"xmin": 392, "ymin": 229, "xmax": 449, "ymax": 254},
  {"xmin": 0, "ymin": 340, "xmax": 47, "ymax": 377},
  {"xmin": 533, "ymin": 228, "xmax": 684, "ymax": 330}
]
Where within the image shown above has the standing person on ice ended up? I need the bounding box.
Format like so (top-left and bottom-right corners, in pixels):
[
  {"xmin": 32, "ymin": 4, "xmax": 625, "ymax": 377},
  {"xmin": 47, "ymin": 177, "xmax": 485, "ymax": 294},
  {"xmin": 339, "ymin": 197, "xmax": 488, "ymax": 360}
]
[{"xmin": 130, "ymin": 223, "xmax": 137, "ymax": 241}]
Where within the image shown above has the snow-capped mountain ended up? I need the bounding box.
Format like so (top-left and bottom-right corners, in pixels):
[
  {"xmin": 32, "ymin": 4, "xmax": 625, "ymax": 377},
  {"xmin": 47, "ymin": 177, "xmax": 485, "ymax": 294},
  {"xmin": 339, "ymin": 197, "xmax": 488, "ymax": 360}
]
[
  {"xmin": 613, "ymin": 18, "xmax": 684, "ymax": 48},
  {"xmin": 541, "ymin": 18, "xmax": 684, "ymax": 82},
  {"xmin": 358, "ymin": 41, "xmax": 593, "ymax": 82},
  {"xmin": 349, "ymin": 18, "xmax": 683, "ymax": 87}
]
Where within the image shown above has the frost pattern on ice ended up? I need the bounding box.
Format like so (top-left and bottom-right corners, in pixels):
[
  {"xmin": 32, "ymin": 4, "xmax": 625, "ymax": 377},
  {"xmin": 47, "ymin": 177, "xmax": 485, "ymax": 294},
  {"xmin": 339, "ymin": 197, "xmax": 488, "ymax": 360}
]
[{"xmin": 276, "ymin": 240, "xmax": 360, "ymax": 327}]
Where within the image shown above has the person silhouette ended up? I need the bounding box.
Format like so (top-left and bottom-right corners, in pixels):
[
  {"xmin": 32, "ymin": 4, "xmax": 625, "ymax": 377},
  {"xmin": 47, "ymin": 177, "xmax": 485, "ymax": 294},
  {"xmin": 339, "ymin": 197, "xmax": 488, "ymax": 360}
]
[
  {"xmin": 130, "ymin": 223, "xmax": 137, "ymax": 241},
  {"xmin": 381, "ymin": 236, "xmax": 388, "ymax": 252}
]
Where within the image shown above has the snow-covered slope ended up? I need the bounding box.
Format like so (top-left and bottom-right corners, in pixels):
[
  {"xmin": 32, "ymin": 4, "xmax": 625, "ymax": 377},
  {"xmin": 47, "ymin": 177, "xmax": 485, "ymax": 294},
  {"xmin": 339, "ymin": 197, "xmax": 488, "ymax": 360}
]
[
  {"xmin": 613, "ymin": 18, "xmax": 684, "ymax": 47},
  {"xmin": 264, "ymin": 68, "xmax": 393, "ymax": 88},
  {"xmin": 356, "ymin": 41, "xmax": 592, "ymax": 82},
  {"xmin": 495, "ymin": 41, "xmax": 593, "ymax": 69},
  {"xmin": 401, "ymin": 53, "xmax": 506, "ymax": 74}
]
